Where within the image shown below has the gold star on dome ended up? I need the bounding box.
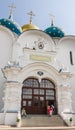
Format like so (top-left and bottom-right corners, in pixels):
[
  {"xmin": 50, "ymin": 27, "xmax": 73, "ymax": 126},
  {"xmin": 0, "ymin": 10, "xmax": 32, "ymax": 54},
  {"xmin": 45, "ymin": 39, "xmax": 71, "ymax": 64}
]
[{"xmin": 27, "ymin": 11, "xmax": 35, "ymax": 24}]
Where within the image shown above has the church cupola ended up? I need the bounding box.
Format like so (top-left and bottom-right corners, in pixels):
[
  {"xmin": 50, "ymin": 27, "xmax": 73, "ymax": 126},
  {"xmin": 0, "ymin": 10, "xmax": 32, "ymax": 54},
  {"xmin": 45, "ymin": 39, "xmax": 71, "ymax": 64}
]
[
  {"xmin": 0, "ymin": 4, "xmax": 22, "ymax": 35},
  {"xmin": 22, "ymin": 11, "xmax": 39, "ymax": 32},
  {"xmin": 44, "ymin": 14, "xmax": 65, "ymax": 38}
]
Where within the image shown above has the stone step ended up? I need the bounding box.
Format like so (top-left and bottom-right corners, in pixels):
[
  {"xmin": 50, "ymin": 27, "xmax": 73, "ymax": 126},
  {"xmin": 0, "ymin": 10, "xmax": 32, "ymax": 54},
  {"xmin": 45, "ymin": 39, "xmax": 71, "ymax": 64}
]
[
  {"xmin": 0, "ymin": 126, "xmax": 75, "ymax": 130},
  {"xmin": 21, "ymin": 115, "xmax": 67, "ymax": 127}
]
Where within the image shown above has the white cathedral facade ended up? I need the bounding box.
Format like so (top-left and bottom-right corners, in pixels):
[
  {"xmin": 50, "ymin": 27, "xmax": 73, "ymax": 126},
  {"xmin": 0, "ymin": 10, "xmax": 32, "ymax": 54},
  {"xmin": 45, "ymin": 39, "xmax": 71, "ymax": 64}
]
[{"xmin": 0, "ymin": 9, "xmax": 75, "ymax": 126}]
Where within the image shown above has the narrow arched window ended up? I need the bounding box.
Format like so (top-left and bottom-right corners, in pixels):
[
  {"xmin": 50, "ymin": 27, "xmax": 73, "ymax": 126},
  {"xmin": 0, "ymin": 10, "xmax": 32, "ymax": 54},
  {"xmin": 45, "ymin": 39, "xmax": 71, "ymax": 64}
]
[{"xmin": 70, "ymin": 51, "xmax": 73, "ymax": 65}]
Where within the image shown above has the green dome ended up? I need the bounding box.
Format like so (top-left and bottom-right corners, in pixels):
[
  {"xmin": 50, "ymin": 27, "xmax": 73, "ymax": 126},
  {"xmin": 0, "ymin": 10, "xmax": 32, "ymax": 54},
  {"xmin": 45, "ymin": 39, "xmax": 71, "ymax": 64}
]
[
  {"xmin": 0, "ymin": 15, "xmax": 22, "ymax": 35},
  {"xmin": 44, "ymin": 25, "xmax": 65, "ymax": 38}
]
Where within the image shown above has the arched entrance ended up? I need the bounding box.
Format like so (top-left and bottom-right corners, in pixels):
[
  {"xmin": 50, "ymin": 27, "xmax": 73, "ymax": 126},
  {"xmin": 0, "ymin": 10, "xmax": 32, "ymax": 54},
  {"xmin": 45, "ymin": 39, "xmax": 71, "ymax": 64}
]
[{"xmin": 21, "ymin": 77, "xmax": 56, "ymax": 114}]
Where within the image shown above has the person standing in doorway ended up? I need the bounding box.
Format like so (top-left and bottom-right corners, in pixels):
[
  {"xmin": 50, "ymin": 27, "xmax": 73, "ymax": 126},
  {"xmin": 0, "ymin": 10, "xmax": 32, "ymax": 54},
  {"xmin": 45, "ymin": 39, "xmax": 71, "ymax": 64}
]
[
  {"xmin": 21, "ymin": 108, "xmax": 26, "ymax": 117},
  {"xmin": 47, "ymin": 105, "xmax": 50, "ymax": 116},
  {"xmin": 49, "ymin": 105, "xmax": 53, "ymax": 116}
]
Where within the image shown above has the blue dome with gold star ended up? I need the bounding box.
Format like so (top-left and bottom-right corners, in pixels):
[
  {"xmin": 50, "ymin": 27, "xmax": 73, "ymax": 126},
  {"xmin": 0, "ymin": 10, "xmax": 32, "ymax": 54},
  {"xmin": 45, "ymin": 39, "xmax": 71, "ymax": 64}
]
[
  {"xmin": 0, "ymin": 15, "xmax": 22, "ymax": 35},
  {"xmin": 44, "ymin": 24, "xmax": 65, "ymax": 38}
]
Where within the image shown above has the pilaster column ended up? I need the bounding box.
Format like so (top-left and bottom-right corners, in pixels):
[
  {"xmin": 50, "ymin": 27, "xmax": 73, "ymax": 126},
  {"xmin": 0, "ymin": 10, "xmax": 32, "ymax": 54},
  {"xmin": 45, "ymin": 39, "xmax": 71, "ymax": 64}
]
[{"xmin": 3, "ymin": 81, "xmax": 23, "ymax": 112}]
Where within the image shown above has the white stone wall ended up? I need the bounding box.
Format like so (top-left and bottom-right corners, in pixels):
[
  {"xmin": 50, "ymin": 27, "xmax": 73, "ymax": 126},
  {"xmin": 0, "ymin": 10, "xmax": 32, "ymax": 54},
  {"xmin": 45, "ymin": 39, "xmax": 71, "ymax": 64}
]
[
  {"xmin": 0, "ymin": 113, "xmax": 5, "ymax": 124},
  {"xmin": 5, "ymin": 113, "xmax": 17, "ymax": 126},
  {"xmin": 57, "ymin": 37, "xmax": 75, "ymax": 115},
  {"xmin": 12, "ymin": 30, "xmax": 55, "ymax": 63},
  {"xmin": 0, "ymin": 26, "xmax": 15, "ymax": 111}
]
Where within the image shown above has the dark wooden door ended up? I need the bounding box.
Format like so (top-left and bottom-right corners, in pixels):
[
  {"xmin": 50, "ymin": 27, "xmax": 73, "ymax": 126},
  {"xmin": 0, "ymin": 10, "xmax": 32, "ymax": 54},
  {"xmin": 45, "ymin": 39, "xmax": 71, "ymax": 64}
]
[{"xmin": 21, "ymin": 78, "xmax": 56, "ymax": 114}]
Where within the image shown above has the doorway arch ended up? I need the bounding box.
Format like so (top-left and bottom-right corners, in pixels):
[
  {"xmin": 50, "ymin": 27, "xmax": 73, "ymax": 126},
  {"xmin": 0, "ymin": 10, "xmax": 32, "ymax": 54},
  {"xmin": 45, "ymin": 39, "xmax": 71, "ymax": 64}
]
[{"xmin": 21, "ymin": 77, "xmax": 56, "ymax": 114}]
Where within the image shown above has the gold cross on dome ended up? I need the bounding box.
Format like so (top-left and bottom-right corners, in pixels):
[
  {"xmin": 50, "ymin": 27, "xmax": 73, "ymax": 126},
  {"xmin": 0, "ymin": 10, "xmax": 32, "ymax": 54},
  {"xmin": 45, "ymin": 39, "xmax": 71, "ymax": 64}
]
[
  {"xmin": 49, "ymin": 13, "xmax": 55, "ymax": 26},
  {"xmin": 8, "ymin": 3, "xmax": 16, "ymax": 15},
  {"xmin": 27, "ymin": 11, "xmax": 35, "ymax": 24}
]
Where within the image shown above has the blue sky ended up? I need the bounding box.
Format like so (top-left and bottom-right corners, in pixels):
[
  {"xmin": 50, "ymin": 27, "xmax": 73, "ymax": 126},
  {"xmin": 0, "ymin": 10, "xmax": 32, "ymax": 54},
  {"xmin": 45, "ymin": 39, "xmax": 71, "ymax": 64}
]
[{"xmin": 0, "ymin": 0, "xmax": 75, "ymax": 35}]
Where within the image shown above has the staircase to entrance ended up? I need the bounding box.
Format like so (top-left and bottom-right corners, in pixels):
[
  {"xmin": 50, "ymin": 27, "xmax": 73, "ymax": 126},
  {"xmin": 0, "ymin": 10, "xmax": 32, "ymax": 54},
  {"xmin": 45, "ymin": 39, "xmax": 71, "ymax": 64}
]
[{"xmin": 21, "ymin": 114, "xmax": 67, "ymax": 127}]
